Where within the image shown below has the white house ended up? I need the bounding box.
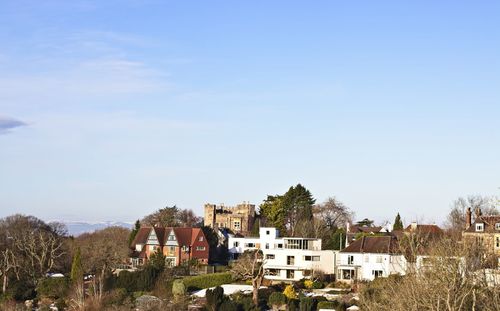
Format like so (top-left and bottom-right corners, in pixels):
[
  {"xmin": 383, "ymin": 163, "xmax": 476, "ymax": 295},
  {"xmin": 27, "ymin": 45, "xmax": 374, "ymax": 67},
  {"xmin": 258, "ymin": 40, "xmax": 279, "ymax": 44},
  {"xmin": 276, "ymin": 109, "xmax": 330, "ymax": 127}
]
[
  {"xmin": 228, "ymin": 227, "xmax": 336, "ymax": 281},
  {"xmin": 337, "ymin": 235, "xmax": 406, "ymax": 282}
]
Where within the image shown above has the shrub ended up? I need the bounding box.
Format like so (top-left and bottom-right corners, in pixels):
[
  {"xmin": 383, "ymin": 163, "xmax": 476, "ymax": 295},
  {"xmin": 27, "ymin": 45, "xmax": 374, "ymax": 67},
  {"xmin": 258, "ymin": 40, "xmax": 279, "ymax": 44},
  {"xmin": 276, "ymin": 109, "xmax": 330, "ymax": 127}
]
[
  {"xmin": 311, "ymin": 281, "xmax": 323, "ymax": 289},
  {"xmin": 219, "ymin": 300, "xmax": 238, "ymax": 311},
  {"xmin": 283, "ymin": 285, "xmax": 297, "ymax": 300},
  {"xmin": 172, "ymin": 279, "xmax": 186, "ymax": 297},
  {"xmin": 37, "ymin": 277, "xmax": 70, "ymax": 299},
  {"xmin": 317, "ymin": 301, "xmax": 336, "ymax": 310},
  {"xmin": 206, "ymin": 286, "xmax": 225, "ymax": 311},
  {"xmin": 287, "ymin": 299, "xmax": 299, "ymax": 311},
  {"xmin": 183, "ymin": 272, "xmax": 232, "ymax": 291},
  {"xmin": 299, "ymin": 297, "xmax": 316, "ymax": 311},
  {"xmin": 268, "ymin": 292, "xmax": 286, "ymax": 309},
  {"xmin": 303, "ymin": 280, "xmax": 314, "ymax": 289},
  {"xmin": 102, "ymin": 288, "xmax": 128, "ymax": 306}
]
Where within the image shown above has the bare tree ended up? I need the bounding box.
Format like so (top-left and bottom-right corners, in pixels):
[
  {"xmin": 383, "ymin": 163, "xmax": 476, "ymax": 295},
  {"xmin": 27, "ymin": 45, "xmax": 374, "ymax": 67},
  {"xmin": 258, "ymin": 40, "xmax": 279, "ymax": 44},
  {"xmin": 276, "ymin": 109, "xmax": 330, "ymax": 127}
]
[
  {"xmin": 446, "ymin": 195, "xmax": 499, "ymax": 233},
  {"xmin": 314, "ymin": 197, "xmax": 353, "ymax": 230},
  {"xmin": 231, "ymin": 250, "xmax": 266, "ymax": 306}
]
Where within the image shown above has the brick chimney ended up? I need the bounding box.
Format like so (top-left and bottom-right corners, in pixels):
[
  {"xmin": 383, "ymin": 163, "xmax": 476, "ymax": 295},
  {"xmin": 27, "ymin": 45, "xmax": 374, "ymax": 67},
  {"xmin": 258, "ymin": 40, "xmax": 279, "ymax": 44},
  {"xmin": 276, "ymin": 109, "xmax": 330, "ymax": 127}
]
[{"xmin": 465, "ymin": 207, "xmax": 472, "ymax": 229}]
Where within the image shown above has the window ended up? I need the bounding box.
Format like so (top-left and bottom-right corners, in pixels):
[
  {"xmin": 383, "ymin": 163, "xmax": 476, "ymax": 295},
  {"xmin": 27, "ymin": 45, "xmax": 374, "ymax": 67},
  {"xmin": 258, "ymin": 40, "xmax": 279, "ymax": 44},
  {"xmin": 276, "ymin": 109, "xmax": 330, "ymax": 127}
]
[
  {"xmin": 181, "ymin": 245, "xmax": 189, "ymax": 252},
  {"xmin": 303, "ymin": 270, "xmax": 312, "ymax": 277},
  {"xmin": 266, "ymin": 254, "xmax": 275, "ymax": 259},
  {"xmin": 169, "ymin": 246, "xmax": 175, "ymax": 253},
  {"xmin": 305, "ymin": 255, "xmax": 320, "ymax": 261},
  {"xmin": 234, "ymin": 221, "xmax": 241, "ymax": 231},
  {"xmin": 267, "ymin": 269, "xmax": 279, "ymax": 276},
  {"xmin": 376, "ymin": 256, "xmax": 383, "ymax": 263},
  {"xmin": 265, "ymin": 243, "xmax": 269, "ymax": 249},
  {"xmin": 233, "ymin": 241, "xmax": 239, "ymax": 247},
  {"xmin": 312, "ymin": 256, "xmax": 320, "ymax": 261},
  {"xmin": 266, "ymin": 230, "xmax": 270, "ymax": 235},
  {"xmin": 372, "ymin": 270, "xmax": 383, "ymax": 278},
  {"xmin": 496, "ymin": 236, "xmax": 500, "ymax": 249},
  {"xmin": 245, "ymin": 243, "xmax": 255, "ymax": 248},
  {"xmin": 304, "ymin": 255, "xmax": 312, "ymax": 261},
  {"xmin": 348, "ymin": 255, "xmax": 354, "ymax": 265},
  {"xmin": 476, "ymin": 223, "xmax": 484, "ymax": 232},
  {"xmin": 286, "ymin": 270, "xmax": 295, "ymax": 279},
  {"xmin": 168, "ymin": 234, "xmax": 176, "ymax": 241},
  {"xmin": 287, "ymin": 256, "xmax": 295, "ymax": 265},
  {"xmin": 196, "ymin": 246, "xmax": 206, "ymax": 251},
  {"xmin": 277, "ymin": 243, "xmax": 283, "ymax": 249},
  {"xmin": 496, "ymin": 223, "xmax": 500, "ymax": 230},
  {"xmin": 199, "ymin": 236, "xmax": 204, "ymax": 241}
]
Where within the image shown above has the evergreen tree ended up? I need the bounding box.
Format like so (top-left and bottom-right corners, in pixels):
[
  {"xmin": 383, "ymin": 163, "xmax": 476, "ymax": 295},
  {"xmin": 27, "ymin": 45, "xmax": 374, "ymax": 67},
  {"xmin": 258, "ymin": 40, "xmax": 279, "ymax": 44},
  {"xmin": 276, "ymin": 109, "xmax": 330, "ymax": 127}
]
[
  {"xmin": 393, "ymin": 213, "xmax": 404, "ymax": 230},
  {"xmin": 128, "ymin": 220, "xmax": 141, "ymax": 245},
  {"xmin": 70, "ymin": 247, "xmax": 83, "ymax": 283}
]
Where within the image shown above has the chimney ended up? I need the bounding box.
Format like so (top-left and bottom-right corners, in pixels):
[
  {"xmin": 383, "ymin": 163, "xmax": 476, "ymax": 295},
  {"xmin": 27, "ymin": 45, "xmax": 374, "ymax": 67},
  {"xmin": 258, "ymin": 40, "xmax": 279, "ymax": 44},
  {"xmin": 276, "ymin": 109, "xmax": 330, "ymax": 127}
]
[{"xmin": 465, "ymin": 207, "xmax": 472, "ymax": 229}]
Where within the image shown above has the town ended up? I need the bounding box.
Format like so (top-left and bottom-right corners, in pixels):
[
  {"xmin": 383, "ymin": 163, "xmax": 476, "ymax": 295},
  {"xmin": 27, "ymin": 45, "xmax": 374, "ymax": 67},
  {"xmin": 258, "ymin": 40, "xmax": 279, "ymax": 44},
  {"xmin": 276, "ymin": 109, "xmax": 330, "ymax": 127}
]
[{"xmin": 1, "ymin": 185, "xmax": 499, "ymax": 310}]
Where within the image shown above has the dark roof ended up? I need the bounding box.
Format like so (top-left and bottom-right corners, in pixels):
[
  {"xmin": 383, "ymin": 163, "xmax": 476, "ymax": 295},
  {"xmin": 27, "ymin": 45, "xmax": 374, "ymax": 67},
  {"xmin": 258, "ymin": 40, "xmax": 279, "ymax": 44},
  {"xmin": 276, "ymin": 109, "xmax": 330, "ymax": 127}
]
[
  {"xmin": 131, "ymin": 227, "xmax": 152, "ymax": 246},
  {"xmin": 464, "ymin": 216, "xmax": 500, "ymax": 233},
  {"xmin": 132, "ymin": 226, "xmax": 206, "ymax": 247},
  {"xmin": 341, "ymin": 236, "xmax": 400, "ymax": 254},
  {"xmin": 404, "ymin": 224, "xmax": 443, "ymax": 236}
]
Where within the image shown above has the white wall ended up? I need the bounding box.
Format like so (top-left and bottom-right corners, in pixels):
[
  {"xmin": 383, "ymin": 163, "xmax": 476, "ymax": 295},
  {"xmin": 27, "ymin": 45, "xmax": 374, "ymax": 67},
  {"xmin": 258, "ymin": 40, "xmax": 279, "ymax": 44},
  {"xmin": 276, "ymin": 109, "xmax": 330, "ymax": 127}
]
[{"xmin": 337, "ymin": 252, "xmax": 406, "ymax": 281}]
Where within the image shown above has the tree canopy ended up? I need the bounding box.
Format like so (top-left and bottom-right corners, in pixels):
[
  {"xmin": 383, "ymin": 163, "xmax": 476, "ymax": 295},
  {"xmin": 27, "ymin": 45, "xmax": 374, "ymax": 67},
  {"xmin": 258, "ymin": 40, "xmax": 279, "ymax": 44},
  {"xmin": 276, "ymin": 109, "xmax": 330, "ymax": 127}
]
[{"xmin": 393, "ymin": 213, "xmax": 404, "ymax": 230}]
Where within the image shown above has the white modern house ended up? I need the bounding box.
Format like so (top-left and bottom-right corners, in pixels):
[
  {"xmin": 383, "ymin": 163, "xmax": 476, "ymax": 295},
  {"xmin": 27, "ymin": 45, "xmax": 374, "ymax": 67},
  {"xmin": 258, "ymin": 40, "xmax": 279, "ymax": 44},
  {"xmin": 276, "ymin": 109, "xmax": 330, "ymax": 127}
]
[
  {"xmin": 228, "ymin": 227, "xmax": 336, "ymax": 281},
  {"xmin": 337, "ymin": 235, "xmax": 406, "ymax": 282}
]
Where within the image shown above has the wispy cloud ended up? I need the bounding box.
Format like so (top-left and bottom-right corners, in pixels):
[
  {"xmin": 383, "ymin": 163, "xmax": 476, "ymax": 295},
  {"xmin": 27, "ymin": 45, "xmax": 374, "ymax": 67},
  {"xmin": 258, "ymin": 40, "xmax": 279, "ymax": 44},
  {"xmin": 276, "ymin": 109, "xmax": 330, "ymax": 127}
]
[{"xmin": 0, "ymin": 116, "xmax": 27, "ymax": 134}]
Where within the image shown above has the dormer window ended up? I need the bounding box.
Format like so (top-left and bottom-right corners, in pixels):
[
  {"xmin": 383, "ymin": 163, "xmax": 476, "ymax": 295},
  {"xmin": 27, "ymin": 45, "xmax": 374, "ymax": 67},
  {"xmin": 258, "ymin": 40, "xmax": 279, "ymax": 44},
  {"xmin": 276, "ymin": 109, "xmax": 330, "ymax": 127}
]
[
  {"xmin": 495, "ymin": 223, "xmax": 500, "ymax": 231},
  {"xmin": 476, "ymin": 223, "xmax": 484, "ymax": 232}
]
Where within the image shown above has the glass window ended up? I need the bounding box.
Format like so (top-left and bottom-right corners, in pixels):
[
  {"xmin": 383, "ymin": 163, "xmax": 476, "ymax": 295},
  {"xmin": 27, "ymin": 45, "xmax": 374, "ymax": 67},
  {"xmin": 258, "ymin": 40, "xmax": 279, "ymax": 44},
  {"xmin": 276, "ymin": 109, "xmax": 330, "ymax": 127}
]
[
  {"xmin": 277, "ymin": 243, "xmax": 283, "ymax": 249},
  {"xmin": 233, "ymin": 241, "xmax": 239, "ymax": 247},
  {"xmin": 348, "ymin": 255, "xmax": 354, "ymax": 265},
  {"xmin": 287, "ymin": 256, "xmax": 295, "ymax": 265},
  {"xmin": 266, "ymin": 230, "xmax": 270, "ymax": 235},
  {"xmin": 304, "ymin": 255, "xmax": 312, "ymax": 261},
  {"xmin": 245, "ymin": 243, "xmax": 255, "ymax": 247},
  {"xmin": 496, "ymin": 223, "xmax": 500, "ymax": 230},
  {"xmin": 476, "ymin": 223, "xmax": 484, "ymax": 232},
  {"xmin": 196, "ymin": 246, "xmax": 205, "ymax": 251},
  {"xmin": 199, "ymin": 236, "xmax": 204, "ymax": 241},
  {"xmin": 372, "ymin": 270, "xmax": 383, "ymax": 278},
  {"xmin": 265, "ymin": 243, "xmax": 269, "ymax": 249},
  {"xmin": 266, "ymin": 254, "xmax": 275, "ymax": 259},
  {"xmin": 312, "ymin": 256, "xmax": 320, "ymax": 261},
  {"xmin": 286, "ymin": 270, "xmax": 295, "ymax": 279}
]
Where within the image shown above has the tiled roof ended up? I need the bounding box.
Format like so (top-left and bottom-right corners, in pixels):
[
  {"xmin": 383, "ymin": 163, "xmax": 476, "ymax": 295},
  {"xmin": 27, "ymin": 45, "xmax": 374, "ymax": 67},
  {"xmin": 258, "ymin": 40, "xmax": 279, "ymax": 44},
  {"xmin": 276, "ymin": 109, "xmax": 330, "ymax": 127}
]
[
  {"xmin": 341, "ymin": 236, "xmax": 400, "ymax": 254},
  {"xmin": 131, "ymin": 227, "xmax": 152, "ymax": 246},
  {"xmin": 404, "ymin": 224, "xmax": 443, "ymax": 235},
  {"xmin": 348, "ymin": 225, "xmax": 383, "ymax": 234},
  {"xmin": 464, "ymin": 216, "xmax": 500, "ymax": 233},
  {"xmin": 131, "ymin": 226, "xmax": 205, "ymax": 247}
]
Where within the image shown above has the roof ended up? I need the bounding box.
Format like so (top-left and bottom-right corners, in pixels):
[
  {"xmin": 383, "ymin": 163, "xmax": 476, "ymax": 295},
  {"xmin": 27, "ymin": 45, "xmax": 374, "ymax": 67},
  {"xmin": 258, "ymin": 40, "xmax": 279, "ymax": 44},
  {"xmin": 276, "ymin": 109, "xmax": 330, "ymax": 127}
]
[
  {"xmin": 131, "ymin": 227, "xmax": 152, "ymax": 246},
  {"xmin": 341, "ymin": 236, "xmax": 400, "ymax": 254},
  {"xmin": 131, "ymin": 226, "xmax": 206, "ymax": 247},
  {"xmin": 404, "ymin": 224, "xmax": 443, "ymax": 236},
  {"xmin": 464, "ymin": 215, "xmax": 500, "ymax": 233}
]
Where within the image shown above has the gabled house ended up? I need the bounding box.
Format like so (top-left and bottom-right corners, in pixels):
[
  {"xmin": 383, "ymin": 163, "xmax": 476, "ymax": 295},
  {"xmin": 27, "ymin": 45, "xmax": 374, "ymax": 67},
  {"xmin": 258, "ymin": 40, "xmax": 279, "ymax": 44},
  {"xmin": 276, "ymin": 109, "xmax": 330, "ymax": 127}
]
[
  {"xmin": 462, "ymin": 207, "xmax": 500, "ymax": 257},
  {"xmin": 130, "ymin": 226, "xmax": 209, "ymax": 267},
  {"xmin": 337, "ymin": 235, "xmax": 406, "ymax": 282},
  {"xmin": 345, "ymin": 223, "xmax": 389, "ymax": 247}
]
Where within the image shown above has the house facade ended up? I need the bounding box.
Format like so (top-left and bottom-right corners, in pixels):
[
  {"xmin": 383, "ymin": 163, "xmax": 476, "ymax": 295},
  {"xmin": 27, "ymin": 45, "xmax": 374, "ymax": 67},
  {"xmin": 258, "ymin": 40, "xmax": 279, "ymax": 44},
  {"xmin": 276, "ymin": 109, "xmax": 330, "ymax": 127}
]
[
  {"xmin": 130, "ymin": 226, "xmax": 209, "ymax": 267},
  {"xmin": 337, "ymin": 236, "xmax": 406, "ymax": 282},
  {"xmin": 462, "ymin": 207, "xmax": 500, "ymax": 257},
  {"xmin": 228, "ymin": 227, "xmax": 336, "ymax": 281},
  {"xmin": 204, "ymin": 202, "xmax": 256, "ymax": 234}
]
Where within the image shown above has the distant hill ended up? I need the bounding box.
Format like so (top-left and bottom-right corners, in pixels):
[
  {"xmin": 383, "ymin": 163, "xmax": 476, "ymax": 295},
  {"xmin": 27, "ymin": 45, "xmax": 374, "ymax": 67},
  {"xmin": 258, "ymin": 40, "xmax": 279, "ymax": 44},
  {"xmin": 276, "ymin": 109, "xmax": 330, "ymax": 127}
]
[{"xmin": 60, "ymin": 221, "xmax": 134, "ymax": 236}]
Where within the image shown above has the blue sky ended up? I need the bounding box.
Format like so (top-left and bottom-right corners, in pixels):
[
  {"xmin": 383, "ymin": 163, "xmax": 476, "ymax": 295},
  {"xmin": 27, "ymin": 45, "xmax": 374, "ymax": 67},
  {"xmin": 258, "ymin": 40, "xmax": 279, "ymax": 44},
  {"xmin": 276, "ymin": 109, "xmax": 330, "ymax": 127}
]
[{"xmin": 1, "ymin": 1, "xmax": 499, "ymax": 225}]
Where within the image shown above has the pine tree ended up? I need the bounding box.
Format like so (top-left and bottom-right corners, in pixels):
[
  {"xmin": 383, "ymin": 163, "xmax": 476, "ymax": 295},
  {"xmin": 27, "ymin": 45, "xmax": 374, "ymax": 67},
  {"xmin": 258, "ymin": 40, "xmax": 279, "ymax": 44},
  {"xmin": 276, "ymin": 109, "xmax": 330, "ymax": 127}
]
[
  {"xmin": 128, "ymin": 219, "xmax": 141, "ymax": 245},
  {"xmin": 70, "ymin": 247, "xmax": 83, "ymax": 283},
  {"xmin": 393, "ymin": 213, "xmax": 404, "ymax": 230}
]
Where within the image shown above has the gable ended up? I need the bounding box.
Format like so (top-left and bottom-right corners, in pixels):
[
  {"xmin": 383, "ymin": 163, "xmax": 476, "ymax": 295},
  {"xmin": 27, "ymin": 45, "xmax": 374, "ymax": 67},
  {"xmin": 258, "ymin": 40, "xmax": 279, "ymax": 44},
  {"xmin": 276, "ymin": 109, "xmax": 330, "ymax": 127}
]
[
  {"xmin": 165, "ymin": 229, "xmax": 179, "ymax": 246},
  {"xmin": 147, "ymin": 229, "xmax": 160, "ymax": 245}
]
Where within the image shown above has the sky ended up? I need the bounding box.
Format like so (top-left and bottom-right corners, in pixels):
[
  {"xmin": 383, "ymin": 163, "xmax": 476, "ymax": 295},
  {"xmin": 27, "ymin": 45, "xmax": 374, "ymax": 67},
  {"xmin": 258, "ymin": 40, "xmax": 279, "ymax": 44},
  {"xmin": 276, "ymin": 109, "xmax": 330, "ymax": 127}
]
[{"xmin": 1, "ymin": 1, "xmax": 499, "ymax": 225}]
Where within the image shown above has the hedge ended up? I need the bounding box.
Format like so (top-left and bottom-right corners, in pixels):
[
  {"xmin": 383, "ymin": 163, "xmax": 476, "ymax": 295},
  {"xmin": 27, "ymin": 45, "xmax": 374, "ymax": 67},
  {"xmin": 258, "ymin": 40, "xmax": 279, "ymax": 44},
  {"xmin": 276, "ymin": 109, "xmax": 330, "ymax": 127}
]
[{"xmin": 182, "ymin": 272, "xmax": 233, "ymax": 291}]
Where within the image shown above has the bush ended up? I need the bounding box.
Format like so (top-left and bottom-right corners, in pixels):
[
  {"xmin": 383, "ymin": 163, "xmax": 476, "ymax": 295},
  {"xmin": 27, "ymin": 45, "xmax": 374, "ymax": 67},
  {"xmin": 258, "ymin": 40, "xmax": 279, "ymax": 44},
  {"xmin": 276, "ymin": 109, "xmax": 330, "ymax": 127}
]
[
  {"xmin": 206, "ymin": 286, "xmax": 225, "ymax": 311},
  {"xmin": 283, "ymin": 285, "xmax": 297, "ymax": 300},
  {"xmin": 303, "ymin": 279, "xmax": 314, "ymax": 289},
  {"xmin": 172, "ymin": 279, "xmax": 186, "ymax": 297},
  {"xmin": 317, "ymin": 301, "xmax": 336, "ymax": 310},
  {"xmin": 183, "ymin": 272, "xmax": 232, "ymax": 291},
  {"xmin": 102, "ymin": 288, "xmax": 128, "ymax": 306},
  {"xmin": 37, "ymin": 277, "xmax": 70, "ymax": 299},
  {"xmin": 299, "ymin": 297, "xmax": 316, "ymax": 311},
  {"xmin": 268, "ymin": 292, "xmax": 286, "ymax": 308},
  {"xmin": 311, "ymin": 281, "xmax": 323, "ymax": 289},
  {"xmin": 219, "ymin": 300, "xmax": 238, "ymax": 311},
  {"xmin": 287, "ymin": 299, "xmax": 299, "ymax": 311}
]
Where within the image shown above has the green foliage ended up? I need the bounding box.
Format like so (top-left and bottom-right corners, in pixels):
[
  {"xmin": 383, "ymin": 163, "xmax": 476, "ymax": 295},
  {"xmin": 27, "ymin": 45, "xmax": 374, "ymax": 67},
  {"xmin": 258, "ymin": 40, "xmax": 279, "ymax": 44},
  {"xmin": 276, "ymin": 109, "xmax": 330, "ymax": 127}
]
[
  {"xmin": 324, "ymin": 228, "xmax": 346, "ymax": 250},
  {"xmin": 182, "ymin": 272, "xmax": 232, "ymax": 291},
  {"xmin": 219, "ymin": 300, "xmax": 238, "ymax": 311},
  {"xmin": 268, "ymin": 292, "xmax": 286, "ymax": 307},
  {"xmin": 250, "ymin": 216, "xmax": 260, "ymax": 237},
  {"xmin": 355, "ymin": 218, "xmax": 374, "ymax": 227},
  {"xmin": 206, "ymin": 286, "xmax": 225, "ymax": 311},
  {"xmin": 172, "ymin": 279, "xmax": 186, "ymax": 297},
  {"xmin": 299, "ymin": 296, "xmax": 316, "ymax": 311},
  {"xmin": 259, "ymin": 195, "xmax": 287, "ymax": 234},
  {"xmin": 317, "ymin": 301, "xmax": 338, "ymax": 310},
  {"xmin": 393, "ymin": 213, "xmax": 404, "ymax": 230},
  {"xmin": 128, "ymin": 220, "xmax": 141, "ymax": 245},
  {"xmin": 36, "ymin": 277, "xmax": 70, "ymax": 299},
  {"xmin": 70, "ymin": 247, "xmax": 83, "ymax": 283},
  {"xmin": 287, "ymin": 299, "xmax": 299, "ymax": 311},
  {"xmin": 148, "ymin": 250, "xmax": 166, "ymax": 271}
]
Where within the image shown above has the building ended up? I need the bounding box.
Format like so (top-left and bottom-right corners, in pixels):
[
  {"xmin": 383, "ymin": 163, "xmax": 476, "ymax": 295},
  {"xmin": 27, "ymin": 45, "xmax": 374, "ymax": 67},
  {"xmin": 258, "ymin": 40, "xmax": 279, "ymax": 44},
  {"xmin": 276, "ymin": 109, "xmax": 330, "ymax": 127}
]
[
  {"xmin": 462, "ymin": 207, "xmax": 500, "ymax": 256},
  {"xmin": 345, "ymin": 223, "xmax": 389, "ymax": 247},
  {"xmin": 228, "ymin": 227, "xmax": 336, "ymax": 281},
  {"xmin": 204, "ymin": 202, "xmax": 256, "ymax": 234},
  {"xmin": 337, "ymin": 235, "xmax": 406, "ymax": 282},
  {"xmin": 129, "ymin": 226, "xmax": 209, "ymax": 267}
]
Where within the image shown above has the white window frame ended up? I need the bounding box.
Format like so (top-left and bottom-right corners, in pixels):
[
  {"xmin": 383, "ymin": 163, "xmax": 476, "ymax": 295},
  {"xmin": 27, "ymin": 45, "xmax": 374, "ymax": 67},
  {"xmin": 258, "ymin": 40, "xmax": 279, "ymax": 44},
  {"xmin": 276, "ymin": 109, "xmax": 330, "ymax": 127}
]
[{"xmin": 476, "ymin": 223, "xmax": 484, "ymax": 232}]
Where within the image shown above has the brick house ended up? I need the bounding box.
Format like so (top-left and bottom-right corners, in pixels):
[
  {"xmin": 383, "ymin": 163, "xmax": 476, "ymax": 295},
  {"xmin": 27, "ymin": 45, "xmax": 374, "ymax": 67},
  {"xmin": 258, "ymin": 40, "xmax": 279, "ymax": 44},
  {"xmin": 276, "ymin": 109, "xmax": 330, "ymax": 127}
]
[
  {"xmin": 130, "ymin": 226, "xmax": 209, "ymax": 267},
  {"xmin": 462, "ymin": 207, "xmax": 500, "ymax": 257}
]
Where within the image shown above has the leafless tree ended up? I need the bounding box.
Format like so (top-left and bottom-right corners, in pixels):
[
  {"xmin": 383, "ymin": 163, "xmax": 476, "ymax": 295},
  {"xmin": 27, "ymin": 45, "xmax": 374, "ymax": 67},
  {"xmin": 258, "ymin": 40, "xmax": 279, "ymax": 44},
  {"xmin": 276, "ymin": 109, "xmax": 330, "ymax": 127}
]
[
  {"xmin": 446, "ymin": 195, "xmax": 499, "ymax": 234},
  {"xmin": 314, "ymin": 197, "xmax": 353, "ymax": 229},
  {"xmin": 231, "ymin": 250, "xmax": 266, "ymax": 306}
]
